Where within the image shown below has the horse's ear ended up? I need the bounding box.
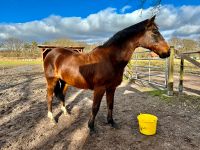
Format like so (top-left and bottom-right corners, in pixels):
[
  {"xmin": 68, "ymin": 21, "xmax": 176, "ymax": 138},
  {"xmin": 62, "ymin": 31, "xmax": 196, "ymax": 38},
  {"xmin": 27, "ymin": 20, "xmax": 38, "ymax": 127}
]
[
  {"xmin": 146, "ymin": 15, "xmax": 156, "ymax": 29},
  {"xmin": 150, "ymin": 15, "xmax": 156, "ymax": 22}
]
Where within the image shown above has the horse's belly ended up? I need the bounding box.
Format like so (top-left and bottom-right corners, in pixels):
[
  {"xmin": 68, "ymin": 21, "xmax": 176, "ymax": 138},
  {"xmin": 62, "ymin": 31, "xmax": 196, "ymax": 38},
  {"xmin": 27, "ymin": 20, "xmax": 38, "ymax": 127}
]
[
  {"xmin": 70, "ymin": 79, "xmax": 91, "ymax": 89},
  {"xmin": 61, "ymin": 73, "xmax": 91, "ymax": 89}
]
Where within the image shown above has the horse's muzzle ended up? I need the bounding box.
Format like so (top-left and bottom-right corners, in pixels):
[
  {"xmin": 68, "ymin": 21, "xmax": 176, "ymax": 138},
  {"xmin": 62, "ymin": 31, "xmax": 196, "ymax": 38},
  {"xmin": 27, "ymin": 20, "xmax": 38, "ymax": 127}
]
[{"xmin": 159, "ymin": 49, "xmax": 170, "ymax": 58}]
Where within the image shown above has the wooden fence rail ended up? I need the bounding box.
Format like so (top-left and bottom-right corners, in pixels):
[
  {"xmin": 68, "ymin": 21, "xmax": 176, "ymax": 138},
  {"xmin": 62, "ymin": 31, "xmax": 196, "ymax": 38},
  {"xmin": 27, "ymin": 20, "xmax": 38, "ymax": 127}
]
[
  {"xmin": 178, "ymin": 51, "xmax": 200, "ymax": 93},
  {"xmin": 167, "ymin": 46, "xmax": 174, "ymax": 96}
]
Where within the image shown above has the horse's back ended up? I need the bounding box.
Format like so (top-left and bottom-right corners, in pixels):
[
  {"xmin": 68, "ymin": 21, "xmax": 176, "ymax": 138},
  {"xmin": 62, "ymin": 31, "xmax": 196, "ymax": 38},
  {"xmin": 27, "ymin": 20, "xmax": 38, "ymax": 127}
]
[
  {"xmin": 44, "ymin": 47, "xmax": 77, "ymax": 62},
  {"xmin": 52, "ymin": 48, "xmax": 77, "ymax": 56}
]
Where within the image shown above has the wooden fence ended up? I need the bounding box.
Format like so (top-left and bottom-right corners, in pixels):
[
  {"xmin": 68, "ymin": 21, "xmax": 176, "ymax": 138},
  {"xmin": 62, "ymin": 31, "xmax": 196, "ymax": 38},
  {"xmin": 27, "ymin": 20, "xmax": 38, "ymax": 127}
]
[
  {"xmin": 125, "ymin": 46, "xmax": 200, "ymax": 96},
  {"xmin": 178, "ymin": 51, "xmax": 200, "ymax": 93}
]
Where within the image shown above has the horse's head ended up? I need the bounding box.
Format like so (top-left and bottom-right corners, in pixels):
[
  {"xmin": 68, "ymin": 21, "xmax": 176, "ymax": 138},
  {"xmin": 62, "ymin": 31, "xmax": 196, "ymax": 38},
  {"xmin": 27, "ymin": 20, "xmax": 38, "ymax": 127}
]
[{"xmin": 139, "ymin": 16, "xmax": 170, "ymax": 58}]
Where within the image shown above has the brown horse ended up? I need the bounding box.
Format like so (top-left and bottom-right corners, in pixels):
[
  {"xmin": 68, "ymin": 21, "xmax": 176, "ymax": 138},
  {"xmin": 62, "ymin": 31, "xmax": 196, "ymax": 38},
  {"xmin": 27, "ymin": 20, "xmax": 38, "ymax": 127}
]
[{"xmin": 43, "ymin": 16, "xmax": 170, "ymax": 131}]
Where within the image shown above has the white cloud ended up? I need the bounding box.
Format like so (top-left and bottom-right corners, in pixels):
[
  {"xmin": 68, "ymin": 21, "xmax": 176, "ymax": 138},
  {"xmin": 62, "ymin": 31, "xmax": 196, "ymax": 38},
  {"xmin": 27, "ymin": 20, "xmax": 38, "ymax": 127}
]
[
  {"xmin": 175, "ymin": 25, "xmax": 200, "ymax": 35},
  {"xmin": 0, "ymin": 5, "xmax": 200, "ymax": 44},
  {"xmin": 120, "ymin": 5, "xmax": 132, "ymax": 13}
]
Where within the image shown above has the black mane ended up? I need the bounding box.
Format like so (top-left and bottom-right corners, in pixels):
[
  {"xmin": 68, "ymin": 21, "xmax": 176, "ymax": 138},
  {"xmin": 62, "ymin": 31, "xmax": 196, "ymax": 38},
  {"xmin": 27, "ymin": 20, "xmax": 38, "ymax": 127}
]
[{"xmin": 103, "ymin": 19, "xmax": 149, "ymax": 47}]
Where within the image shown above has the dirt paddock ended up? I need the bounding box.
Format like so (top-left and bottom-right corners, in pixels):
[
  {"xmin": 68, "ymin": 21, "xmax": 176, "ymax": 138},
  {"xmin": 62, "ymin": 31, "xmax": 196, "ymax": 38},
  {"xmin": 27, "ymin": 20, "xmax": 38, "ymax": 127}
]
[{"xmin": 0, "ymin": 65, "xmax": 200, "ymax": 150}]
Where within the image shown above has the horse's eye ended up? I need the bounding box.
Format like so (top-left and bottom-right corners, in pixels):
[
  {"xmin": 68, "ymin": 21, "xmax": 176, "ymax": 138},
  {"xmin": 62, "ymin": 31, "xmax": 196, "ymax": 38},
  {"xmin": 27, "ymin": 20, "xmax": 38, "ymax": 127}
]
[{"xmin": 153, "ymin": 29, "xmax": 159, "ymax": 34}]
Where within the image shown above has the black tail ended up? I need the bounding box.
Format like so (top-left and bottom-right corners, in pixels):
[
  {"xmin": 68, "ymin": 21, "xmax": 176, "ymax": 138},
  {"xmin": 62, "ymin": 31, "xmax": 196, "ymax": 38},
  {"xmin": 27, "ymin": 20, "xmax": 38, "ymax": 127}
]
[
  {"xmin": 43, "ymin": 48, "xmax": 52, "ymax": 60},
  {"xmin": 54, "ymin": 79, "xmax": 66, "ymax": 100}
]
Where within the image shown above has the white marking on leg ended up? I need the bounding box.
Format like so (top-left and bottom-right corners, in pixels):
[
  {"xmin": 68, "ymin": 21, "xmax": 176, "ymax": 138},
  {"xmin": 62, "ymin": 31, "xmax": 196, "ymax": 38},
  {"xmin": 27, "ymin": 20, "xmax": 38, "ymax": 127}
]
[
  {"xmin": 61, "ymin": 106, "xmax": 68, "ymax": 115},
  {"xmin": 48, "ymin": 111, "xmax": 54, "ymax": 120},
  {"xmin": 48, "ymin": 111, "xmax": 56, "ymax": 124}
]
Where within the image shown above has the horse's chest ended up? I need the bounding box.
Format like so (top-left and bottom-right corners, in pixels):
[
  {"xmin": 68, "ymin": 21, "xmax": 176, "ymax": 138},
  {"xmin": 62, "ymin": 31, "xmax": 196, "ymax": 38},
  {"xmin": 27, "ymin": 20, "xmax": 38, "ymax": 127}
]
[{"xmin": 110, "ymin": 72, "xmax": 123, "ymax": 86}]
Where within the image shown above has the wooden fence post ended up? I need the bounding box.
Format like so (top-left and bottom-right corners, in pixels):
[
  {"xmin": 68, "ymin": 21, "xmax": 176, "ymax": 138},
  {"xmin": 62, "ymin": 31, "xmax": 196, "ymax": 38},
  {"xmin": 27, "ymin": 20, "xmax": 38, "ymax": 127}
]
[
  {"xmin": 179, "ymin": 57, "xmax": 184, "ymax": 93},
  {"xmin": 167, "ymin": 46, "xmax": 174, "ymax": 96}
]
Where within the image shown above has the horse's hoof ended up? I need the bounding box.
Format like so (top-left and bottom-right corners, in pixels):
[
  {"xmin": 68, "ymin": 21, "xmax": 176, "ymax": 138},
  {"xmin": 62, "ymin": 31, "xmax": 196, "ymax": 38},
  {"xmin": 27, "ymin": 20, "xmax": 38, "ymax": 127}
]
[
  {"xmin": 108, "ymin": 120, "xmax": 119, "ymax": 129},
  {"xmin": 50, "ymin": 118, "xmax": 57, "ymax": 125},
  {"xmin": 88, "ymin": 120, "xmax": 95, "ymax": 132},
  {"xmin": 63, "ymin": 111, "xmax": 70, "ymax": 117},
  {"xmin": 89, "ymin": 127, "xmax": 97, "ymax": 135},
  {"xmin": 88, "ymin": 124, "xmax": 94, "ymax": 130},
  {"xmin": 48, "ymin": 112, "xmax": 57, "ymax": 124},
  {"xmin": 111, "ymin": 121, "xmax": 119, "ymax": 129}
]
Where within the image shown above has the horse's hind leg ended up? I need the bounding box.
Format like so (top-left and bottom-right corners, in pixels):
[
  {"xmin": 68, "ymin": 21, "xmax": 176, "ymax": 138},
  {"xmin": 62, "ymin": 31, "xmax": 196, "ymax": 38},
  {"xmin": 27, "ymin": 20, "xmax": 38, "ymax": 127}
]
[
  {"xmin": 61, "ymin": 83, "xmax": 69, "ymax": 115},
  {"xmin": 46, "ymin": 77, "xmax": 58, "ymax": 123},
  {"xmin": 54, "ymin": 79, "xmax": 68, "ymax": 115}
]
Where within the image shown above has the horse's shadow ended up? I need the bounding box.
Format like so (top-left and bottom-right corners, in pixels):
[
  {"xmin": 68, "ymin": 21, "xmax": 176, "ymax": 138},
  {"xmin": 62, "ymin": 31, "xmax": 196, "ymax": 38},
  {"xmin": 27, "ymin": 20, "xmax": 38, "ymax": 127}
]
[
  {"xmin": 54, "ymin": 87, "xmax": 90, "ymax": 123},
  {"xmin": 0, "ymin": 73, "xmax": 45, "ymax": 149}
]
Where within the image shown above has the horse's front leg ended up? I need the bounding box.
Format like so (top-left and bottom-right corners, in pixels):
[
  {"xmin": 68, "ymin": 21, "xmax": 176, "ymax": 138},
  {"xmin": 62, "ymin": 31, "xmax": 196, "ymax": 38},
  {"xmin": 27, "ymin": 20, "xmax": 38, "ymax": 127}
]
[
  {"xmin": 88, "ymin": 87, "xmax": 106, "ymax": 131},
  {"xmin": 106, "ymin": 87, "xmax": 118, "ymax": 128}
]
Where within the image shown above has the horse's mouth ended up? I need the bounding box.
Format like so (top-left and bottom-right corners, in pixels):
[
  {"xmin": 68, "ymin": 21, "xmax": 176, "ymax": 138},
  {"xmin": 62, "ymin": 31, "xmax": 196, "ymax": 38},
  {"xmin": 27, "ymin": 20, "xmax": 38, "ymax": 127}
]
[{"xmin": 159, "ymin": 50, "xmax": 170, "ymax": 58}]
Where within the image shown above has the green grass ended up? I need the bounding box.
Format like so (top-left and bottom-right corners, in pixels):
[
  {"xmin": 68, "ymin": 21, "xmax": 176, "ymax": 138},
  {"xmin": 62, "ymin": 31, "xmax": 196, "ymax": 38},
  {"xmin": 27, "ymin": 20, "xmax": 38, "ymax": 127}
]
[
  {"xmin": 148, "ymin": 89, "xmax": 200, "ymax": 109},
  {"xmin": 148, "ymin": 90, "xmax": 172, "ymax": 102},
  {"xmin": 149, "ymin": 90, "xmax": 166, "ymax": 96},
  {"xmin": 0, "ymin": 59, "xmax": 42, "ymax": 67}
]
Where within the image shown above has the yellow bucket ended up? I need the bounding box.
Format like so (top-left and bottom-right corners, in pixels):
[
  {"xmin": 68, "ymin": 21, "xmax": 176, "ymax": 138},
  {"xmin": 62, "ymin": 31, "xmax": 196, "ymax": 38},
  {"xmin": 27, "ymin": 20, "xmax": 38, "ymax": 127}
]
[{"xmin": 137, "ymin": 113, "xmax": 158, "ymax": 135}]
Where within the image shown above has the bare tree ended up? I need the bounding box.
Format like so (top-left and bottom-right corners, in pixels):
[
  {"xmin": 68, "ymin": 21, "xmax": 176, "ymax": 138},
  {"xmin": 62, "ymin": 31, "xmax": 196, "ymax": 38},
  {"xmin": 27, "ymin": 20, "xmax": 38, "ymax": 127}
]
[
  {"xmin": 2, "ymin": 38, "xmax": 24, "ymax": 51},
  {"xmin": 123, "ymin": 0, "xmax": 162, "ymax": 16},
  {"xmin": 31, "ymin": 41, "xmax": 38, "ymax": 51},
  {"xmin": 125, "ymin": 0, "xmax": 161, "ymax": 9},
  {"xmin": 169, "ymin": 37, "xmax": 199, "ymax": 54},
  {"xmin": 139, "ymin": 0, "xmax": 161, "ymax": 8}
]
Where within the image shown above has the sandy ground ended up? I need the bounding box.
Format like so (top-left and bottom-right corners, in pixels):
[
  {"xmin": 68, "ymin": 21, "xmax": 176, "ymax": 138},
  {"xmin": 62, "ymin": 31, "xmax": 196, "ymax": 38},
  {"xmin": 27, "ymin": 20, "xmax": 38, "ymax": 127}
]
[{"xmin": 0, "ymin": 65, "xmax": 200, "ymax": 150}]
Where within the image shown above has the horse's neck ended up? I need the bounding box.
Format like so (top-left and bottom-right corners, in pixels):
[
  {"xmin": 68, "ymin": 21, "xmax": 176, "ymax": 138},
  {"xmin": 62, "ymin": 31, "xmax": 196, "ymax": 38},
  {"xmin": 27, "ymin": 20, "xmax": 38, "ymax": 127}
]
[
  {"xmin": 109, "ymin": 38, "xmax": 139, "ymax": 65},
  {"xmin": 90, "ymin": 36, "xmax": 140, "ymax": 68}
]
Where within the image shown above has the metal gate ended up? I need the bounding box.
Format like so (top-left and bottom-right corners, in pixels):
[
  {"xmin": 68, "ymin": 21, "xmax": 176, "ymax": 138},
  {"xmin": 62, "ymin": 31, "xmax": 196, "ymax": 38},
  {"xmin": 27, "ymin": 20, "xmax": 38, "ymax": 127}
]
[{"xmin": 125, "ymin": 49, "xmax": 168, "ymax": 88}]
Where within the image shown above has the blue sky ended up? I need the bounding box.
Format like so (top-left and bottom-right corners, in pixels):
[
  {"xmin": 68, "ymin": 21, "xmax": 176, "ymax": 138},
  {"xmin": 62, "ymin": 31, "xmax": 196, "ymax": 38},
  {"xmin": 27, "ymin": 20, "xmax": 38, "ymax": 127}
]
[
  {"xmin": 1, "ymin": 0, "xmax": 200, "ymax": 23},
  {"xmin": 0, "ymin": 0, "xmax": 200, "ymax": 43}
]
